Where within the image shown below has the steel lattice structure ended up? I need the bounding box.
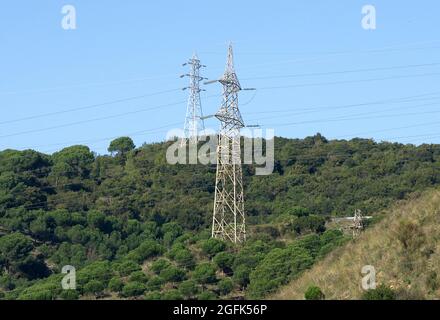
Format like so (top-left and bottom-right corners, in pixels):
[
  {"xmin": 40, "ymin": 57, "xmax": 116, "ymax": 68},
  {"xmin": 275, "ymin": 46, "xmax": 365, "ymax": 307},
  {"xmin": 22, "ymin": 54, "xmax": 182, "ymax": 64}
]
[
  {"xmin": 212, "ymin": 44, "xmax": 246, "ymax": 243},
  {"xmin": 181, "ymin": 54, "xmax": 205, "ymax": 146},
  {"xmin": 352, "ymin": 209, "xmax": 364, "ymax": 238}
]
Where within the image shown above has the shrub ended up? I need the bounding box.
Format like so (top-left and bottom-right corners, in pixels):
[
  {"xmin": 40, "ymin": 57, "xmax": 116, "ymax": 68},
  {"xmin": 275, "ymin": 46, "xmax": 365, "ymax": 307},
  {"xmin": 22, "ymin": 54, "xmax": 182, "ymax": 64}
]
[
  {"xmin": 173, "ymin": 249, "xmax": 195, "ymax": 269},
  {"xmin": 426, "ymin": 271, "xmax": 439, "ymax": 291},
  {"xmin": 179, "ymin": 280, "xmax": 199, "ymax": 298},
  {"xmin": 122, "ymin": 282, "xmax": 146, "ymax": 297},
  {"xmin": 290, "ymin": 207, "xmax": 310, "ymax": 217},
  {"xmin": 197, "ymin": 291, "xmax": 217, "ymax": 300},
  {"xmin": 146, "ymin": 276, "xmax": 165, "ymax": 291},
  {"xmin": 200, "ymin": 238, "xmax": 226, "ymax": 257},
  {"xmin": 396, "ymin": 221, "xmax": 425, "ymax": 252},
  {"xmin": 162, "ymin": 222, "xmax": 184, "ymax": 247},
  {"xmin": 161, "ymin": 289, "xmax": 184, "ymax": 300},
  {"xmin": 151, "ymin": 258, "xmax": 171, "ymax": 274},
  {"xmin": 117, "ymin": 260, "xmax": 141, "ymax": 277},
  {"xmin": 125, "ymin": 240, "xmax": 164, "ymax": 263},
  {"xmin": 19, "ymin": 290, "xmax": 53, "ymax": 300},
  {"xmin": 83, "ymin": 280, "xmax": 105, "ymax": 295},
  {"xmin": 129, "ymin": 271, "xmax": 149, "ymax": 283},
  {"xmin": 304, "ymin": 286, "xmax": 325, "ymax": 300},
  {"xmin": 248, "ymin": 246, "xmax": 314, "ymax": 299},
  {"xmin": 160, "ymin": 266, "xmax": 186, "ymax": 283},
  {"xmin": 361, "ymin": 284, "xmax": 396, "ymax": 300},
  {"xmin": 108, "ymin": 277, "xmax": 124, "ymax": 292},
  {"xmin": 193, "ymin": 263, "xmax": 217, "ymax": 284},
  {"xmin": 254, "ymin": 225, "xmax": 280, "ymax": 238},
  {"xmin": 289, "ymin": 215, "xmax": 326, "ymax": 235},
  {"xmin": 59, "ymin": 290, "xmax": 79, "ymax": 300},
  {"xmin": 144, "ymin": 291, "xmax": 162, "ymax": 300},
  {"xmin": 217, "ymin": 278, "xmax": 234, "ymax": 295},
  {"xmin": 232, "ymin": 265, "xmax": 251, "ymax": 288},
  {"xmin": 213, "ymin": 252, "xmax": 234, "ymax": 271}
]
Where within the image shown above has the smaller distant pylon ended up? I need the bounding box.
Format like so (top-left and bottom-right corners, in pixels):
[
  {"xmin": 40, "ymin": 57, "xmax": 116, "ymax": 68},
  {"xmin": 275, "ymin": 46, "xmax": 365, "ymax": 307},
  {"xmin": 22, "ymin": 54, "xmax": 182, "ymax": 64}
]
[
  {"xmin": 180, "ymin": 53, "xmax": 206, "ymax": 147},
  {"xmin": 352, "ymin": 209, "xmax": 364, "ymax": 238}
]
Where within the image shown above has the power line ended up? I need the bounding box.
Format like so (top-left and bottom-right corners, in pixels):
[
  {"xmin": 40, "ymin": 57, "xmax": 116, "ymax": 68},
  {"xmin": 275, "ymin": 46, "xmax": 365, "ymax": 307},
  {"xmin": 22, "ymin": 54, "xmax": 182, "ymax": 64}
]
[
  {"xmin": 260, "ymin": 107, "xmax": 440, "ymax": 128},
  {"xmin": 241, "ymin": 62, "xmax": 440, "ymax": 81},
  {"xmin": 257, "ymin": 72, "xmax": 440, "ymax": 91},
  {"xmin": 0, "ymin": 74, "xmax": 180, "ymax": 96},
  {"xmin": 0, "ymin": 88, "xmax": 182, "ymax": 126},
  {"xmin": 3, "ymin": 73, "xmax": 439, "ymax": 138},
  {"xmin": 2, "ymin": 63, "xmax": 439, "ymax": 128},
  {"xmin": 242, "ymin": 92, "xmax": 440, "ymax": 117},
  {"xmin": 4, "ymin": 93, "xmax": 440, "ymax": 152},
  {"xmin": 0, "ymin": 94, "xmax": 220, "ymax": 140},
  {"xmin": 251, "ymin": 100, "xmax": 440, "ymax": 125}
]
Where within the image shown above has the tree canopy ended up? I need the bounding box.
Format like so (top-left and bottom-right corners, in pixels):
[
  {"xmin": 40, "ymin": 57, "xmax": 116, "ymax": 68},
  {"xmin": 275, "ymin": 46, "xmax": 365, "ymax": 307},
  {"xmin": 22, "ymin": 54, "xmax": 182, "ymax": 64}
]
[{"xmin": 1, "ymin": 135, "xmax": 440, "ymax": 299}]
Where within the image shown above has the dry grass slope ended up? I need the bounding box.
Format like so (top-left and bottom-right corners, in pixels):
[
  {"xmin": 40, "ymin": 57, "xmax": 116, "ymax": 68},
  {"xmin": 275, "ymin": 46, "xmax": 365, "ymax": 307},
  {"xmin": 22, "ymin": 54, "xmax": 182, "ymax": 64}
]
[{"xmin": 272, "ymin": 189, "xmax": 440, "ymax": 300}]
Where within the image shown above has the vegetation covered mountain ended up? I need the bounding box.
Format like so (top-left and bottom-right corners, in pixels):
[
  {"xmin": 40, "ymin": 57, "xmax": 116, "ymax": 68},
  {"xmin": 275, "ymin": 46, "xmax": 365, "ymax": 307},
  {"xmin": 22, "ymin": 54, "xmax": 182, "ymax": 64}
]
[
  {"xmin": 0, "ymin": 134, "xmax": 440, "ymax": 300},
  {"xmin": 272, "ymin": 189, "xmax": 440, "ymax": 300}
]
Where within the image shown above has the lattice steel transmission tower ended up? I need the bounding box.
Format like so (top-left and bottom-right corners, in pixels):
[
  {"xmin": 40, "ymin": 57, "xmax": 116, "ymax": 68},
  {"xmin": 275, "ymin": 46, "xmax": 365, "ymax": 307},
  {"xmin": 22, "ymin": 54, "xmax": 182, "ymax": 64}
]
[
  {"xmin": 352, "ymin": 209, "xmax": 364, "ymax": 238},
  {"xmin": 211, "ymin": 44, "xmax": 246, "ymax": 243},
  {"xmin": 180, "ymin": 54, "xmax": 206, "ymax": 147}
]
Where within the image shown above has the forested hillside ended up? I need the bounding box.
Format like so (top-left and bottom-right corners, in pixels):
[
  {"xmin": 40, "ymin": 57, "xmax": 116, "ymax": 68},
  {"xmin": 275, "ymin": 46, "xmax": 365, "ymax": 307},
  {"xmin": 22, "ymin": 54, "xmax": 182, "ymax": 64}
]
[{"xmin": 1, "ymin": 134, "xmax": 440, "ymax": 300}]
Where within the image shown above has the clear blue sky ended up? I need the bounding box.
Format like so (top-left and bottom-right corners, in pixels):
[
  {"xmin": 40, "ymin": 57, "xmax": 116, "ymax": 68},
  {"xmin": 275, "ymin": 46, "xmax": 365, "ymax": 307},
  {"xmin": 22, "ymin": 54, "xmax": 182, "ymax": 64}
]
[{"xmin": 1, "ymin": 0, "xmax": 439, "ymax": 154}]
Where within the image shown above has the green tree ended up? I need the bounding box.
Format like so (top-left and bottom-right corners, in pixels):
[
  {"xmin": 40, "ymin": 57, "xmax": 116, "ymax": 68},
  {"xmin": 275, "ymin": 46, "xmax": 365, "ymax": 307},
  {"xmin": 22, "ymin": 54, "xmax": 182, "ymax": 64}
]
[
  {"xmin": 213, "ymin": 252, "xmax": 234, "ymax": 271},
  {"xmin": 117, "ymin": 260, "xmax": 141, "ymax": 276},
  {"xmin": 217, "ymin": 278, "xmax": 234, "ymax": 295},
  {"xmin": 51, "ymin": 145, "xmax": 94, "ymax": 181},
  {"xmin": 122, "ymin": 282, "xmax": 146, "ymax": 297},
  {"xmin": 108, "ymin": 277, "xmax": 124, "ymax": 292},
  {"xmin": 197, "ymin": 291, "xmax": 217, "ymax": 300},
  {"xmin": 162, "ymin": 222, "xmax": 184, "ymax": 247},
  {"xmin": 151, "ymin": 258, "xmax": 171, "ymax": 274},
  {"xmin": 232, "ymin": 264, "xmax": 251, "ymax": 288},
  {"xmin": 178, "ymin": 280, "xmax": 199, "ymax": 298},
  {"xmin": 248, "ymin": 246, "xmax": 314, "ymax": 299},
  {"xmin": 129, "ymin": 271, "xmax": 149, "ymax": 283},
  {"xmin": 160, "ymin": 266, "xmax": 186, "ymax": 283},
  {"xmin": 173, "ymin": 249, "xmax": 195, "ymax": 269},
  {"xmin": 193, "ymin": 263, "xmax": 217, "ymax": 284},
  {"xmin": 108, "ymin": 137, "xmax": 135, "ymax": 156},
  {"xmin": 0, "ymin": 233, "xmax": 33, "ymax": 274},
  {"xmin": 83, "ymin": 280, "xmax": 106, "ymax": 296},
  {"xmin": 144, "ymin": 291, "xmax": 162, "ymax": 300},
  {"xmin": 200, "ymin": 238, "xmax": 226, "ymax": 257},
  {"xmin": 161, "ymin": 289, "xmax": 184, "ymax": 300},
  {"xmin": 146, "ymin": 276, "xmax": 165, "ymax": 291}
]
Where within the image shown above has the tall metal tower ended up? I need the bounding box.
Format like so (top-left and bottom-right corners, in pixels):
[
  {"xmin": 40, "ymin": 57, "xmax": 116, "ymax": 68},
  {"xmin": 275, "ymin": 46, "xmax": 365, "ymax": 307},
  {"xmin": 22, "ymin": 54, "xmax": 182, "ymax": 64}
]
[
  {"xmin": 211, "ymin": 44, "xmax": 246, "ymax": 243},
  {"xmin": 181, "ymin": 54, "xmax": 206, "ymax": 146},
  {"xmin": 352, "ymin": 209, "xmax": 364, "ymax": 238}
]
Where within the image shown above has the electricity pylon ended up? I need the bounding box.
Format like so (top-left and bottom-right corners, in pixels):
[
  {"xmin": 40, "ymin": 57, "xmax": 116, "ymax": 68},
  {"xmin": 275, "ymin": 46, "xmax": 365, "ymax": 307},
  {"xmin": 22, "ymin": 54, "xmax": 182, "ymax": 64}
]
[
  {"xmin": 180, "ymin": 54, "xmax": 206, "ymax": 147},
  {"xmin": 211, "ymin": 44, "xmax": 246, "ymax": 243},
  {"xmin": 352, "ymin": 209, "xmax": 363, "ymax": 238}
]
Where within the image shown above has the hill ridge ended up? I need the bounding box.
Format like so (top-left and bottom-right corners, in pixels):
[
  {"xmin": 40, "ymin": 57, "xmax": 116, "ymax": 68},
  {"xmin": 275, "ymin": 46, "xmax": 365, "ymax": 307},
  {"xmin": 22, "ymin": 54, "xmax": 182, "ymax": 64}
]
[{"xmin": 272, "ymin": 189, "xmax": 440, "ymax": 300}]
